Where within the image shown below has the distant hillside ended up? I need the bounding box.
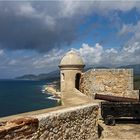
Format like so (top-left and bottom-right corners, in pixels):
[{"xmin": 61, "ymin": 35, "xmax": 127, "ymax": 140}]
[
  {"xmin": 16, "ymin": 64, "xmax": 140, "ymax": 80},
  {"xmin": 35, "ymin": 70, "xmax": 60, "ymax": 80},
  {"xmin": 16, "ymin": 70, "xmax": 60, "ymax": 81},
  {"xmin": 16, "ymin": 74, "xmax": 38, "ymax": 80},
  {"xmin": 118, "ymin": 64, "xmax": 140, "ymax": 75}
]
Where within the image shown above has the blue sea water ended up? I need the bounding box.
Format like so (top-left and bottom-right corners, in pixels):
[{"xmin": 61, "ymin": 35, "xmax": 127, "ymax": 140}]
[{"xmin": 0, "ymin": 80, "xmax": 58, "ymax": 117}]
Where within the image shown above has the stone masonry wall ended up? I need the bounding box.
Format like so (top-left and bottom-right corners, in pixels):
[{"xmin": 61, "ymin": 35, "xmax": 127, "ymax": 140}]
[
  {"xmin": 0, "ymin": 104, "xmax": 99, "ymax": 140},
  {"xmin": 80, "ymin": 69, "xmax": 139, "ymax": 99}
]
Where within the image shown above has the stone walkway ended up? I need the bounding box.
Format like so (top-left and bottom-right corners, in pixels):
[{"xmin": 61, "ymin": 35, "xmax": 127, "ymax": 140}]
[
  {"xmin": 62, "ymin": 89, "xmax": 93, "ymax": 106},
  {"xmin": 99, "ymin": 120, "xmax": 140, "ymax": 140}
]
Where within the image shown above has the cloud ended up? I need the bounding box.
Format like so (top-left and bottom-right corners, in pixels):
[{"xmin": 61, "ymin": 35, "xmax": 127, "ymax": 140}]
[
  {"xmin": 0, "ymin": 1, "xmax": 140, "ymax": 78},
  {"xmin": 75, "ymin": 43, "xmax": 103, "ymax": 64},
  {"xmin": 119, "ymin": 24, "xmax": 134, "ymax": 35},
  {"xmin": 0, "ymin": 48, "xmax": 66, "ymax": 78},
  {"xmin": 96, "ymin": 1, "xmax": 140, "ymax": 12},
  {"xmin": 75, "ymin": 42, "xmax": 140, "ymax": 66},
  {"xmin": 0, "ymin": 1, "xmax": 140, "ymax": 52},
  {"xmin": 0, "ymin": 1, "xmax": 79, "ymax": 52},
  {"xmin": 0, "ymin": 49, "xmax": 4, "ymax": 56},
  {"xmin": 119, "ymin": 21, "xmax": 140, "ymax": 56},
  {"xmin": 0, "ymin": 41, "xmax": 140, "ymax": 78},
  {"xmin": 60, "ymin": 0, "xmax": 140, "ymax": 17}
]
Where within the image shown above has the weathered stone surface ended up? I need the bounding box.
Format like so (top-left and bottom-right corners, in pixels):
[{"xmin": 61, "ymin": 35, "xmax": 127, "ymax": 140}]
[
  {"xmin": 31, "ymin": 104, "xmax": 99, "ymax": 140},
  {"xmin": 80, "ymin": 69, "xmax": 139, "ymax": 99},
  {"xmin": 0, "ymin": 104, "xmax": 99, "ymax": 140},
  {"xmin": 0, "ymin": 117, "xmax": 38, "ymax": 139}
]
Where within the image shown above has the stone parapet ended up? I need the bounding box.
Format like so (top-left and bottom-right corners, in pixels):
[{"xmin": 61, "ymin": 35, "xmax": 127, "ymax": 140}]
[
  {"xmin": 0, "ymin": 103, "xmax": 99, "ymax": 140},
  {"xmin": 32, "ymin": 103, "xmax": 99, "ymax": 140}
]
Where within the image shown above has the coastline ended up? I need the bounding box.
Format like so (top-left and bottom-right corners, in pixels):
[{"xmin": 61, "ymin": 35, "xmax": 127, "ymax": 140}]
[
  {"xmin": 42, "ymin": 82, "xmax": 61, "ymax": 103},
  {"xmin": 0, "ymin": 80, "xmax": 59, "ymax": 117}
]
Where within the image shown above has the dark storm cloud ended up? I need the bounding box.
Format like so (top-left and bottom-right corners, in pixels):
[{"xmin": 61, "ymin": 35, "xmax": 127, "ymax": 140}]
[
  {"xmin": 0, "ymin": 1, "xmax": 139, "ymax": 52},
  {"xmin": 0, "ymin": 2, "xmax": 79, "ymax": 52}
]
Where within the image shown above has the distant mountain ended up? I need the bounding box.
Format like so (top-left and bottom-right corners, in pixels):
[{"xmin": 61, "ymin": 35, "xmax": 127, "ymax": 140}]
[
  {"xmin": 16, "ymin": 74, "xmax": 38, "ymax": 80},
  {"xmin": 36, "ymin": 70, "xmax": 60, "ymax": 80},
  {"xmin": 16, "ymin": 70, "xmax": 60, "ymax": 81},
  {"xmin": 16, "ymin": 64, "xmax": 140, "ymax": 80},
  {"xmin": 118, "ymin": 64, "xmax": 140, "ymax": 75}
]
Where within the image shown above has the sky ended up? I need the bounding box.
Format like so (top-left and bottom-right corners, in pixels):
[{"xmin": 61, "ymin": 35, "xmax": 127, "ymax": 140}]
[{"xmin": 0, "ymin": 0, "xmax": 140, "ymax": 78}]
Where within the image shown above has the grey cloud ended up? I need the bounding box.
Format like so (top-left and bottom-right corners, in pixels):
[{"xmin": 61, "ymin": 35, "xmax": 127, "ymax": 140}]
[
  {"xmin": 0, "ymin": 48, "xmax": 65, "ymax": 78},
  {"xmin": 0, "ymin": 40, "xmax": 140, "ymax": 79},
  {"xmin": 0, "ymin": 1, "xmax": 140, "ymax": 52},
  {"xmin": 0, "ymin": 1, "xmax": 79, "ymax": 52},
  {"xmin": 1, "ymin": 1, "xmax": 140, "ymax": 78},
  {"xmin": 119, "ymin": 21, "xmax": 140, "ymax": 56}
]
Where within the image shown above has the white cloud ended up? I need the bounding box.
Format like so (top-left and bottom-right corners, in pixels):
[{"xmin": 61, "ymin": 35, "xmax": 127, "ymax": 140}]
[
  {"xmin": 19, "ymin": 3, "xmax": 36, "ymax": 16},
  {"xmin": 75, "ymin": 43, "xmax": 103, "ymax": 64},
  {"xmin": 75, "ymin": 42, "xmax": 140, "ymax": 66},
  {"xmin": 105, "ymin": 48, "xmax": 118, "ymax": 54},
  {"xmin": 123, "ymin": 42, "xmax": 140, "ymax": 53},
  {"xmin": 0, "ymin": 42, "xmax": 139, "ymax": 78}
]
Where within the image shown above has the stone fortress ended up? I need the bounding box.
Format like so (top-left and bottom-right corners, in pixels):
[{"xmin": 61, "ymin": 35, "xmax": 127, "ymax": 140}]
[
  {"xmin": 59, "ymin": 50, "xmax": 139, "ymax": 99},
  {"xmin": 0, "ymin": 50, "xmax": 139, "ymax": 139}
]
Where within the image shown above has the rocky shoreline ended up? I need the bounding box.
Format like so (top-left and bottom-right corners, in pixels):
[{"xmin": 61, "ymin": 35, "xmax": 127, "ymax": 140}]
[
  {"xmin": 45, "ymin": 86, "xmax": 61, "ymax": 98},
  {"xmin": 42, "ymin": 83, "xmax": 61, "ymax": 103}
]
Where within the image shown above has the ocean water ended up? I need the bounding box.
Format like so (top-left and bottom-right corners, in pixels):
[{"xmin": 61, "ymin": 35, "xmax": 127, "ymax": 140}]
[{"xmin": 0, "ymin": 80, "xmax": 58, "ymax": 117}]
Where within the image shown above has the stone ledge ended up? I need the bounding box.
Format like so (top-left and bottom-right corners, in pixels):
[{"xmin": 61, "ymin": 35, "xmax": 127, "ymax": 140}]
[
  {"xmin": 35, "ymin": 103, "xmax": 99, "ymax": 122},
  {"xmin": 0, "ymin": 103, "xmax": 99, "ymax": 140}
]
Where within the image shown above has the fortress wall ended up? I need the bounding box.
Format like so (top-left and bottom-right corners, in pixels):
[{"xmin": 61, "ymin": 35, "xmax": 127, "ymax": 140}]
[
  {"xmin": 80, "ymin": 69, "xmax": 139, "ymax": 99},
  {"xmin": 0, "ymin": 103, "xmax": 99, "ymax": 140}
]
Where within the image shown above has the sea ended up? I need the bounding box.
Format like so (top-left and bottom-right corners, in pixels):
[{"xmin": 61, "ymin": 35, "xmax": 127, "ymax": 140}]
[{"xmin": 0, "ymin": 80, "xmax": 58, "ymax": 118}]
